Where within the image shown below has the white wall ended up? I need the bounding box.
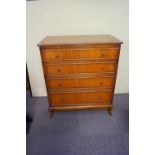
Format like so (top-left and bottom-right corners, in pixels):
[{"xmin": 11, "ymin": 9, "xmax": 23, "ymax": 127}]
[{"xmin": 26, "ymin": 0, "xmax": 129, "ymax": 96}]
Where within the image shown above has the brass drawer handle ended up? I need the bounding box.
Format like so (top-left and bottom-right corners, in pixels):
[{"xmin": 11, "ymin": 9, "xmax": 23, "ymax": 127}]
[
  {"xmin": 57, "ymin": 69, "xmax": 61, "ymax": 72},
  {"xmin": 100, "ymin": 68, "xmax": 104, "ymax": 71},
  {"xmin": 101, "ymin": 52, "xmax": 106, "ymax": 57},
  {"xmin": 60, "ymin": 98, "xmax": 64, "ymax": 102},
  {"xmin": 98, "ymin": 96, "xmax": 103, "ymax": 100},
  {"xmin": 55, "ymin": 55, "xmax": 60, "ymax": 59},
  {"xmin": 58, "ymin": 84, "xmax": 62, "ymax": 87},
  {"xmin": 100, "ymin": 82, "xmax": 103, "ymax": 85}
]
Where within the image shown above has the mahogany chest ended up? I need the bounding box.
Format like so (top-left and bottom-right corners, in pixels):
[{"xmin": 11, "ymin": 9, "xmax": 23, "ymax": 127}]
[{"xmin": 38, "ymin": 35, "xmax": 122, "ymax": 117}]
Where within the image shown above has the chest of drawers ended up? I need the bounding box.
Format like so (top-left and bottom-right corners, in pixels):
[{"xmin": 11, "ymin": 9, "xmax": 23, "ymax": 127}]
[{"xmin": 38, "ymin": 35, "xmax": 122, "ymax": 117}]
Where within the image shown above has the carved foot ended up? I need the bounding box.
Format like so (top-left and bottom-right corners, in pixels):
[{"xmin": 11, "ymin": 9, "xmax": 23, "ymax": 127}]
[
  {"xmin": 108, "ymin": 108, "xmax": 112, "ymax": 116},
  {"xmin": 48, "ymin": 110, "xmax": 54, "ymax": 118}
]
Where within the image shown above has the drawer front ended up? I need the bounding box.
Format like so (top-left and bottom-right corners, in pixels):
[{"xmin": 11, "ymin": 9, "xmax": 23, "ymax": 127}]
[
  {"xmin": 46, "ymin": 77, "xmax": 114, "ymax": 89},
  {"xmin": 48, "ymin": 91, "xmax": 112, "ymax": 105},
  {"xmin": 43, "ymin": 63, "xmax": 116, "ymax": 74},
  {"xmin": 41, "ymin": 48, "xmax": 118, "ymax": 61}
]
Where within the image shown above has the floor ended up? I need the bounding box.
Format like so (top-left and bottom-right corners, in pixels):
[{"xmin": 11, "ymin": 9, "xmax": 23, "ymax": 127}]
[{"xmin": 26, "ymin": 91, "xmax": 129, "ymax": 155}]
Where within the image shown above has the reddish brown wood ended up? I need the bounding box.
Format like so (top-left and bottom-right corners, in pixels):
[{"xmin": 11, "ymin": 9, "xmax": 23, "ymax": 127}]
[
  {"xmin": 49, "ymin": 104, "xmax": 112, "ymax": 111},
  {"xmin": 48, "ymin": 91, "xmax": 112, "ymax": 105},
  {"xmin": 108, "ymin": 107, "xmax": 113, "ymax": 116},
  {"xmin": 41, "ymin": 48, "xmax": 119, "ymax": 61},
  {"xmin": 46, "ymin": 76, "xmax": 114, "ymax": 89},
  {"xmin": 38, "ymin": 35, "xmax": 122, "ymax": 117},
  {"xmin": 43, "ymin": 63, "xmax": 116, "ymax": 74},
  {"xmin": 38, "ymin": 35, "xmax": 122, "ymax": 47}
]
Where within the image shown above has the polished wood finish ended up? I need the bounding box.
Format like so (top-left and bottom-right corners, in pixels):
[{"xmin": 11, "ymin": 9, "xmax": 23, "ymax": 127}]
[
  {"xmin": 43, "ymin": 63, "xmax": 116, "ymax": 74},
  {"xmin": 49, "ymin": 91, "xmax": 112, "ymax": 105},
  {"xmin": 49, "ymin": 104, "xmax": 112, "ymax": 111},
  {"xmin": 46, "ymin": 76, "xmax": 114, "ymax": 89},
  {"xmin": 38, "ymin": 35, "xmax": 122, "ymax": 117},
  {"xmin": 41, "ymin": 48, "xmax": 119, "ymax": 61},
  {"xmin": 108, "ymin": 108, "xmax": 113, "ymax": 116},
  {"xmin": 38, "ymin": 35, "xmax": 122, "ymax": 46}
]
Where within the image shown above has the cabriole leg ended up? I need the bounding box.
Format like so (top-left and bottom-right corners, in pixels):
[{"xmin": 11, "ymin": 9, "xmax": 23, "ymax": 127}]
[
  {"xmin": 108, "ymin": 107, "xmax": 112, "ymax": 116},
  {"xmin": 48, "ymin": 109, "xmax": 54, "ymax": 118}
]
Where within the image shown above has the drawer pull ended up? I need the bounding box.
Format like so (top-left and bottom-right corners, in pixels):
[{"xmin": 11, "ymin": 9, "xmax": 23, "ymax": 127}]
[
  {"xmin": 60, "ymin": 98, "xmax": 64, "ymax": 102},
  {"xmin": 98, "ymin": 96, "xmax": 103, "ymax": 100},
  {"xmin": 57, "ymin": 69, "xmax": 61, "ymax": 72},
  {"xmin": 101, "ymin": 53, "xmax": 106, "ymax": 57},
  {"xmin": 100, "ymin": 68, "xmax": 104, "ymax": 71},
  {"xmin": 100, "ymin": 82, "xmax": 103, "ymax": 85},
  {"xmin": 55, "ymin": 55, "xmax": 60, "ymax": 59},
  {"xmin": 58, "ymin": 84, "xmax": 62, "ymax": 87}
]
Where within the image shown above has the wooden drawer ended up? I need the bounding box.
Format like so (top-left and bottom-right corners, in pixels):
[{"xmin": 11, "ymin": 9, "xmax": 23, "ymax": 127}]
[
  {"xmin": 38, "ymin": 35, "xmax": 122, "ymax": 114},
  {"xmin": 48, "ymin": 91, "xmax": 112, "ymax": 105},
  {"xmin": 41, "ymin": 48, "xmax": 119, "ymax": 61},
  {"xmin": 46, "ymin": 76, "xmax": 114, "ymax": 89},
  {"xmin": 43, "ymin": 62, "xmax": 116, "ymax": 75}
]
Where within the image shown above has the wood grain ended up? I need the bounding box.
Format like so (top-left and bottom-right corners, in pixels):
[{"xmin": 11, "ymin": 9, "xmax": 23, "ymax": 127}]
[
  {"xmin": 46, "ymin": 76, "xmax": 114, "ymax": 89},
  {"xmin": 38, "ymin": 35, "xmax": 122, "ymax": 47},
  {"xmin": 38, "ymin": 35, "xmax": 122, "ymax": 116},
  {"xmin": 43, "ymin": 63, "xmax": 116, "ymax": 74},
  {"xmin": 49, "ymin": 104, "xmax": 112, "ymax": 111},
  {"xmin": 49, "ymin": 91, "xmax": 112, "ymax": 105},
  {"xmin": 41, "ymin": 48, "xmax": 119, "ymax": 61}
]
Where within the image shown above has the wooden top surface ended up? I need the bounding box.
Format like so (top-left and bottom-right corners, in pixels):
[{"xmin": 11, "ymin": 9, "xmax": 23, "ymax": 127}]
[{"xmin": 38, "ymin": 35, "xmax": 122, "ymax": 47}]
